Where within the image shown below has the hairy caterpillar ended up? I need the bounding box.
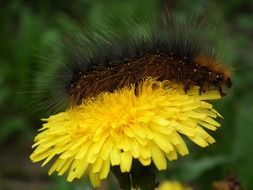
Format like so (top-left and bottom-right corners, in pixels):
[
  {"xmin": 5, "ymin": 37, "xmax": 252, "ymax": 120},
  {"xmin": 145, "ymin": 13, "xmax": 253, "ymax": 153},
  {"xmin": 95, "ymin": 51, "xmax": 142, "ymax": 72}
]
[{"xmin": 35, "ymin": 13, "xmax": 232, "ymax": 113}]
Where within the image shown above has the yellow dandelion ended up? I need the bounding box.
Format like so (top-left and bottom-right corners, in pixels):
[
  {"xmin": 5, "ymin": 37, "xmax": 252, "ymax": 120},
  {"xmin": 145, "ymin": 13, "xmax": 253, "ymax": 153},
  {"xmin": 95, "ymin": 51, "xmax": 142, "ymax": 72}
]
[
  {"xmin": 157, "ymin": 180, "xmax": 192, "ymax": 190},
  {"xmin": 30, "ymin": 78, "xmax": 222, "ymax": 187}
]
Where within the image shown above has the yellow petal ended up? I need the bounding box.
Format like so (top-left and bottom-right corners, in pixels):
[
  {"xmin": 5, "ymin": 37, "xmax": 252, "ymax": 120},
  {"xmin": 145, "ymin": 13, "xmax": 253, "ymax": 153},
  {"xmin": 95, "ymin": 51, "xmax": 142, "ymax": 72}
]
[
  {"xmin": 153, "ymin": 132, "xmax": 174, "ymax": 153},
  {"xmin": 99, "ymin": 159, "xmax": 110, "ymax": 179},
  {"xmin": 110, "ymin": 147, "xmax": 121, "ymax": 166},
  {"xmin": 150, "ymin": 143, "xmax": 167, "ymax": 170},
  {"xmin": 89, "ymin": 171, "xmax": 101, "ymax": 187},
  {"xmin": 91, "ymin": 158, "xmax": 102, "ymax": 173},
  {"xmin": 139, "ymin": 157, "xmax": 151, "ymax": 166},
  {"xmin": 120, "ymin": 152, "xmax": 132, "ymax": 172},
  {"xmin": 58, "ymin": 158, "xmax": 74, "ymax": 176}
]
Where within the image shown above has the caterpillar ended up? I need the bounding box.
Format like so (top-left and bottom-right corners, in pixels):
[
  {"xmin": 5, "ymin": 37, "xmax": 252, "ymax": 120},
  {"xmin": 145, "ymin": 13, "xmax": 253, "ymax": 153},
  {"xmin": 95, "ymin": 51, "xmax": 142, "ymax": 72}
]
[{"xmin": 35, "ymin": 13, "xmax": 232, "ymax": 113}]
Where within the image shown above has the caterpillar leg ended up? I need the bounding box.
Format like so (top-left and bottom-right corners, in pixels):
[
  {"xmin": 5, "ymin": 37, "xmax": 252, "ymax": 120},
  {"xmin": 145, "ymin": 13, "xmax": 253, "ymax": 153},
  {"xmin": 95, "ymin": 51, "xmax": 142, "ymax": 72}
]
[
  {"xmin": 199, "ymin": 82, "xmax": 208, "ymax": 95},
  {"xmin": 219, "ymin": 86, "xmax": 226, "ymax": 96},
  {"xmin": 183, "ymin": 79, "xmax": 192, "ymax": 94}
]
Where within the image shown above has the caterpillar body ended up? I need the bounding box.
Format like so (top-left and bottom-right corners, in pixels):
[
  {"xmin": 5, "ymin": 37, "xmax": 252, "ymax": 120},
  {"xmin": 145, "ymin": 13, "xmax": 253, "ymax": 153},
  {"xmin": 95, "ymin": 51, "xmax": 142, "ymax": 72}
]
[{"xmin": 36, "ymin": 13, "xmax": 232, "ymax": 112}]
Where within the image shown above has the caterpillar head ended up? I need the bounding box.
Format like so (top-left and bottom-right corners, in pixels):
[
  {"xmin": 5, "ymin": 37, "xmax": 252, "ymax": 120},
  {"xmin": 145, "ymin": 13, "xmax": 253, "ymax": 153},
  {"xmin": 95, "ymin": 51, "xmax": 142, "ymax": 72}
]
[
  {"xmin": 215, "ymin": 73, "xmax": 232, "ymax": 89},
  {"xmin": 214, "ymin": 73, "xmax": 232, "ymax": 88},
  {"xmin": 194, "ymin": 55, "xmax": 232, "ymax": 91}
]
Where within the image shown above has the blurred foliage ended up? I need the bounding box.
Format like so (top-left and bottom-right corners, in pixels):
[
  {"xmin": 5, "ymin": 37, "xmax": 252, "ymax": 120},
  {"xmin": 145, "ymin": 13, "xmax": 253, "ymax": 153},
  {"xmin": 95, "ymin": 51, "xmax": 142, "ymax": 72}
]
[{"xmin": 0, "ymin": 0, "xmax": 253, "ymax": 190}]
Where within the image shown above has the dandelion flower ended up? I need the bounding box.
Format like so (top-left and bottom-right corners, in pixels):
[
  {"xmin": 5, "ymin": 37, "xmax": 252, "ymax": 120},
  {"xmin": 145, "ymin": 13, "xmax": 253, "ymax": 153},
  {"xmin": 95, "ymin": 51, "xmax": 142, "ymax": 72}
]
[
  {"xmin": 30, "ymin": 78, "xmax": 222, "ymax": 187},
  {"xmin": 157, "ymin": 180, "xmax": 192, "ymax": 190}
]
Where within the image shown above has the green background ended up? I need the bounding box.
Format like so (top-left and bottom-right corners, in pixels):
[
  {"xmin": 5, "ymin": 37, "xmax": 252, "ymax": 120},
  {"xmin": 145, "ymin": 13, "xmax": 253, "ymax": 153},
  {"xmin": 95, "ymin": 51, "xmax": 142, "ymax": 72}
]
[{"xmin": 0, "ymin": 0, "xmax": 253, "ymax": 189}]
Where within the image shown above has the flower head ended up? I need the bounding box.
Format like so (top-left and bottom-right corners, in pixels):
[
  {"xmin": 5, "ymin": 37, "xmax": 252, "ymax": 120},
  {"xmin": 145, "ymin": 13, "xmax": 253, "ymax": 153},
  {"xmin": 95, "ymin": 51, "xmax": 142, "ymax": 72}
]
[
  {"xmin": 30, "ymin": 78, "xmax": 222, "ymax": 187},
  {"xmin": 157, "ymin": 180, "xmax": 192, "ymax": 190}
]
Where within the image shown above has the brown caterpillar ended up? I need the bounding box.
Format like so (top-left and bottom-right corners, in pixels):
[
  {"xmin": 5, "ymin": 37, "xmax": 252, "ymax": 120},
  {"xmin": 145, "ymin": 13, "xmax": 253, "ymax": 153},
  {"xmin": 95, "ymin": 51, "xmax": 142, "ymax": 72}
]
[
  {"xmin": 70, "ymin": 53, "xmax": 232, "ymax": 105},
  {"xmin": 35, "ymin": 13, "xmax": 232, "ymax": 112}
]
